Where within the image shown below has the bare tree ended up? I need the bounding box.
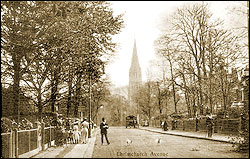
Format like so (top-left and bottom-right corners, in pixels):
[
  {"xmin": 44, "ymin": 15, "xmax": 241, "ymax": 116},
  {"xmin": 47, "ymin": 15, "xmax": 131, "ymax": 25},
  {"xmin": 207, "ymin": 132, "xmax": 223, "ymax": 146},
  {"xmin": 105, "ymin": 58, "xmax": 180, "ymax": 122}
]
[{"xmin": 155, "ymin": 2, "xmax": 246, "ymax": 118}]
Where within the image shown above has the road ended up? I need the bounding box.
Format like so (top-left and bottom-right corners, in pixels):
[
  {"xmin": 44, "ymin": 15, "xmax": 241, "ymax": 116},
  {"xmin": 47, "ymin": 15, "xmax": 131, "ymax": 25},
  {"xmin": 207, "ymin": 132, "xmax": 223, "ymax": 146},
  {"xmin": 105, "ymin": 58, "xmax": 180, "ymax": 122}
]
[{"xmin": 92, "ymin": 127, "xmax": 248, "ymax": 158}]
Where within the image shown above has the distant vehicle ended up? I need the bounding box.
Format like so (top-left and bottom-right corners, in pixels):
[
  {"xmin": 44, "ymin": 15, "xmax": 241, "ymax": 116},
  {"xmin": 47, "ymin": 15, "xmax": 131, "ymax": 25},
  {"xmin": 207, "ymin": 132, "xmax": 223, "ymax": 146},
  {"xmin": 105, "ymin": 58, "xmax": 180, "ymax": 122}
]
[{"xmin": 126, "ymin": 115, "xmax": 139, "ymax": 128}]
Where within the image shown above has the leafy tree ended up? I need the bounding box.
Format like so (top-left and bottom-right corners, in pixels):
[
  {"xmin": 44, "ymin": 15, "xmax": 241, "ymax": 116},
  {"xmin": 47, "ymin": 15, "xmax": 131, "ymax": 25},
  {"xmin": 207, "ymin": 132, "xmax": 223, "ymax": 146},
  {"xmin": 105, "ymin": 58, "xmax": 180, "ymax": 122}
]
[
  {"xmin": 91, "ymin": 79, "xmax": 111, "ymax": 123},
  {"xmin": 1, "ymin": 1, "xmax": 124, "ymax": 122},
  {"xmin": 1, "ymin": 1, "xmax": 44, "ymax": 122},
  {"xmin": 2, "ymin": 86, "xmax": 34, "ymax": 118},
  {"xmin": 134, "ymin": 81, "xmax": 156, "ymax": 122}
]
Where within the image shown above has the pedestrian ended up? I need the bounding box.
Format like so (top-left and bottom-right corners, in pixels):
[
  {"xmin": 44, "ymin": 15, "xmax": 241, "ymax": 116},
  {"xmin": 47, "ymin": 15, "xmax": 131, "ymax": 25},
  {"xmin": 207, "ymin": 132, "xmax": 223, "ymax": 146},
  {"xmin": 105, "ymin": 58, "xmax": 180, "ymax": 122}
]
[
  {"xmin": 161, "ymin": 121, "xmax": 164, "ymax": 129},
  {"xmin": 81, "ymin": 118, "xmax": 89, "ymax": 144},
  {"xmin": 206, "ymin": 115, "xmax": 214, "ymax": 138},
  {"xmin": 171, "ymin": 119, "xmax": 174, "ymax": 130},
  {"xmin": 163, "ymin": 120, "xmax": 168, "ymax": 131},
  {"xmin": 73, "ymin": 121, "xmax": 80, "ymax": 144},
  {"xmin": 100, "ymin": 117, "xmax": 110, "ymax": 145}
]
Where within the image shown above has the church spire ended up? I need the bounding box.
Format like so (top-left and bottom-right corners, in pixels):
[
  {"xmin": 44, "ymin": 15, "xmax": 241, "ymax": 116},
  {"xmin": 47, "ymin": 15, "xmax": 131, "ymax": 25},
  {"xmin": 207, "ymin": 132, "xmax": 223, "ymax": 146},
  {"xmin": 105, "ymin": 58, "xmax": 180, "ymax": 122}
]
[
  {"xmin": 130, "ymin": 39, "xmax": 140, "ymax": 71},
  {"xmin": 128, "ymin": 39, "xmax": 142, "ymax": 115}
]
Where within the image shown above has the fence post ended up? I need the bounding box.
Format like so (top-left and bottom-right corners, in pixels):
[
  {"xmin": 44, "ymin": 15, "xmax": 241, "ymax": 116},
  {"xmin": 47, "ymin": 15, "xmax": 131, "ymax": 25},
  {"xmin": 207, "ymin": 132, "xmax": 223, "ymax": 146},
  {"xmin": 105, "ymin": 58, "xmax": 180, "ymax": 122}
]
[
  {"xmin": 29, "ymin": 130, "xmax": 31, "ymax": 152},
  {"xmin": 14, "ymin": 128, "xmax": 18, "ymax": 158},
  {"xmin": 41, "ymin": 122, "xmax": 45, "ymax": 151},
  {"xmin": 49, "ymin": 125, "xmax": 51, "ymax": 147},
  {"xmin": 9, "ymin": 130, "xmax": 13, "ymax": 158},
  {"xmin": 12, "ymin": 129, "xmax": 15, "ymax": 158},
  {"xmin": 37, "ymin": 126, "xmax": 41, "ymax": 151}
]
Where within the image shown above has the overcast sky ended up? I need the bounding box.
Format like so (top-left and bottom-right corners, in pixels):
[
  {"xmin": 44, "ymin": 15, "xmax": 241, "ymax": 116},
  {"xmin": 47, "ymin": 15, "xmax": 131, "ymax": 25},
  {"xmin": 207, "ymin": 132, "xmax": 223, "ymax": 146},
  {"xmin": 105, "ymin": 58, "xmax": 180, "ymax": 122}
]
[{"xmin": 106, "ymin": 1, "xmax": 248, "ymax": 87}]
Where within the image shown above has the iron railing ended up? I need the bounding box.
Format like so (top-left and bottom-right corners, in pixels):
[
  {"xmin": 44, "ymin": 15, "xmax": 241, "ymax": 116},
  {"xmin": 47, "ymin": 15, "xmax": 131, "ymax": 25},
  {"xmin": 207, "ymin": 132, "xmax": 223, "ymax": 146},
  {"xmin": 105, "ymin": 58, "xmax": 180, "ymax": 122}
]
[{"xmin": 1, "ymin": 125, "xmax": 55, "ymax": 158}]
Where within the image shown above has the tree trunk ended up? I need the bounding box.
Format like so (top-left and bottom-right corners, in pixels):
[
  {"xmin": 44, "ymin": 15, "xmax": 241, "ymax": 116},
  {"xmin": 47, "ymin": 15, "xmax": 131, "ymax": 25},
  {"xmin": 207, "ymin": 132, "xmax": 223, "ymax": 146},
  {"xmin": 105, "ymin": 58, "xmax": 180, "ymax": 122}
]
[
  {"xmin": 181, "ymin": 72, "xmax": 191, "ymax": 117},
  {"xmin": 185, "ymin": 92, "xmax": 191, "ymax": 118},
  {"xmin": 51, "ymin": 70, "xmax": 59, "ymax": 112},
  {"xmin": 12, "ymin": 52, "xmax": 21, "ymax": 123},
  {"xmin": 208, "ymin": 38, "xmax": 214, "ymax": 114},
  {"xmin": 157, "ymin": 84, "xmax": 162, "ymax": 115},
  {"xmin": 74, "ymin": 71, "xmax": 82, "ymax": 117},
  {"xmin": 38, "ymin": 87, "xmax": 42, "ymax": 121},
  {"xmin": 193, "ymin": 97, "xmax": 197, "ymax": 118},
  {"xmin": 220, "ymin": 66, "xmax": 227, "ymax": 116},
  {"xmin": 67, "ymin": 70, "xmax": 73, "ymax": 118},
  {"xmin": 169, "ymin": 59, "xmax": 177, "ymax": 113}
]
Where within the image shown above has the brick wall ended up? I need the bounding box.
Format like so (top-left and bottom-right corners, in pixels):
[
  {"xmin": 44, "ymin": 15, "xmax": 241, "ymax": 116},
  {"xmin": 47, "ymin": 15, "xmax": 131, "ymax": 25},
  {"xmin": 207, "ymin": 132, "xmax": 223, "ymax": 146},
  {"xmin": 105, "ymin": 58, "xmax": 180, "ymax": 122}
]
[
  {"xmin": 215, "ymin": 119, "xmax": 240, "ymax": 134},
  {"xmin": 152, "ymin": 118, "xmax": 243, "ymax": 135},
  {"xmin": 183, "ymin": 120, "xmax": 196, "ymax": 131}
]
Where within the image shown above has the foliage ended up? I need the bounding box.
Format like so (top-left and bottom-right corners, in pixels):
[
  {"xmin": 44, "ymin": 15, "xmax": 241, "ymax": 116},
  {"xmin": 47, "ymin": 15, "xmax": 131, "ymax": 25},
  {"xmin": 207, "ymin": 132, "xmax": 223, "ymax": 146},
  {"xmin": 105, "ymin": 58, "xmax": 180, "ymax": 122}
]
[
  {"xmin": 106, "ymin": 94, "xmax": 128, "ymax": 126},
  {"xmin": 227, "ymin": 107, "xmax": 244, "ymax": 119},
  {"xmin": 1, "ymin": 86, "xmax": 35, "ymax": 117},
  {"xmin": 229, "ymin": 114, "xmax": 249, "ymax": 152},
  {"xmin": 1, "ymin": 1, "xmax": 124, "ymax": 121},
  {"xmin": 216, "ymin": 109, "xmax": 225, "ymax": 119},
  {"xmin": 133, "ymin": 81, "xmax": 156, "ymax": 121}
]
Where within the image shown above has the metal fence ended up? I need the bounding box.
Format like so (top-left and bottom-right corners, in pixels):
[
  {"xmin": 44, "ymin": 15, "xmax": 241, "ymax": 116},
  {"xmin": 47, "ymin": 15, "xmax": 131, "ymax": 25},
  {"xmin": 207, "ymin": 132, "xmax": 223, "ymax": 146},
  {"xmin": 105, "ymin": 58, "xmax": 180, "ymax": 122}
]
[
  {"xmin": 1, "ymin": 125, "xmax": 55, "ymax": 158},
  {"xmin": 18, "ymin": 130, "xmax": 30, "ymax": 155},
  {"xmin": 1, "ymin": 132, "xmax": 12, "ymax": 158},
  {"xmin": 30, "ymin": 129, "xmax": 38, "ymax": 151},
  {"xmin": 45, "ymin": 127, "xmax": 51, "ymax": 145}
]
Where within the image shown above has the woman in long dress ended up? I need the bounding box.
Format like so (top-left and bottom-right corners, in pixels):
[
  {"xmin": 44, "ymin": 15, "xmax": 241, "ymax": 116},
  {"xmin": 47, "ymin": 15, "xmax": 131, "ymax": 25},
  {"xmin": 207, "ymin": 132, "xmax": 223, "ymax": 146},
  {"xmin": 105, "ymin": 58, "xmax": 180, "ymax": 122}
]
[
  {"xmin": 73, "ymin": 122, "xmax": 80, "ymax": 144},
  {"xmin": 81, "ymin": 118, "xmax": 89, "ymax": 144}
]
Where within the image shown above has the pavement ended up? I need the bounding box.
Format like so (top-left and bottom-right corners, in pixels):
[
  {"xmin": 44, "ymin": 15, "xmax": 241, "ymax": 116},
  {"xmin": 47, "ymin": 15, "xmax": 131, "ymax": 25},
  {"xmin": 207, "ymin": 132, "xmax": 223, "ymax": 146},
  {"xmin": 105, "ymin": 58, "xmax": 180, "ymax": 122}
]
[
  {"xmin": 139, "ymin": 126, "xmax": 240, "ymax": 143},
  {"xmin": 31, "ymin": 128, "xmax": 98, "ymax": 158},
  {"xmin": 31, "ymin": 126, "xmax": 242, "ymax": 158}
]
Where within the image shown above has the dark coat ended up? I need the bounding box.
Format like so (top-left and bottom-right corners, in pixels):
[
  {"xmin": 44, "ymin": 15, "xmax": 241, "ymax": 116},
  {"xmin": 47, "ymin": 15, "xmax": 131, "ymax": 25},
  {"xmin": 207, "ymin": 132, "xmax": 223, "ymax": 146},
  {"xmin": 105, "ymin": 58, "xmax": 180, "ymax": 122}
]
[
  {"xmin": 100, "ymin": 122, "xmax": 109, "ymax": 134},
  {"xmin": 163, "ymin": 121, "xmax": 168, "ymax": 131},
  {"xmin": 206, "ymin": 118, "xmax": 214, "ymax": 128}
]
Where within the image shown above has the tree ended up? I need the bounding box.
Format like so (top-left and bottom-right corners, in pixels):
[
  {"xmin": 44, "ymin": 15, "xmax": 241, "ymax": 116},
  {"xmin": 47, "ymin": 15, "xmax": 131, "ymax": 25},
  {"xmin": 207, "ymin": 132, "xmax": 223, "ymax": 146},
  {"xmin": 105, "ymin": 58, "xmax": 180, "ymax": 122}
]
[
  {"xmin": 1, "ymin": 1, "xmax": 47, "ymax": 122},
  {"xmin": 134, "ymin": 81, "xmax": 156, "ymax": 122},
  {"xmin": 1, "ymin": 1, "xmax": 124, "ymax": 122},
  {"xmin": 2, "ymin": 86, "xmax": 34, "ymax": 118},
  {"xmin": 91, "ymin": 79, "xmax": 111, "ymax": 123},
  {"xmin": 155, "ymin": 35, "xmax": 181, "ymax": 114},
  {"xmin": 155, "ymin": 2, "xmax": 245, "ymax": 117},
  {"xmin": 108, "ymin": 94, "xmax": 127, "ymax": 126}
]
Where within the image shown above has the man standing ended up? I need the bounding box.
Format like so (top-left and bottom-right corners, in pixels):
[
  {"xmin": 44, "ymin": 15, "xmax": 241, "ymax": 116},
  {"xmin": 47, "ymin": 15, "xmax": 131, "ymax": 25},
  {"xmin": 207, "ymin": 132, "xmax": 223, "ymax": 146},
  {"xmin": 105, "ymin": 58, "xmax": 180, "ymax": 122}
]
[
  {"xmin": 163, "ymin": 120, "xmax": 168, "ymax": 131},
  {"xmin": 206, "ymin": 115, "xmax": 214, "ymax": 138},
  {"xmin": 100, "ymin": 117, "xmax": 110, "ymax": 145},
  {"xmin": 81, "ymin": 118, "xmax": 89, "ymax": 144}
]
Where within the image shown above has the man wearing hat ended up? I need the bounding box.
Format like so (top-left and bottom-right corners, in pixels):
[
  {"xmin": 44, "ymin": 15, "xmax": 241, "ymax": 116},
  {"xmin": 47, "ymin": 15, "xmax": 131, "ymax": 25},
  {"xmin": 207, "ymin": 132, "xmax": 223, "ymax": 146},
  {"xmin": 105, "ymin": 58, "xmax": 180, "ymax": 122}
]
[
  {"xmin": 206, "ymin": 115, "xmax": 214, "ymax": 138},
  {"xmin": 100, "ymin": 117, "xmax": 110, "ymax": 145}
]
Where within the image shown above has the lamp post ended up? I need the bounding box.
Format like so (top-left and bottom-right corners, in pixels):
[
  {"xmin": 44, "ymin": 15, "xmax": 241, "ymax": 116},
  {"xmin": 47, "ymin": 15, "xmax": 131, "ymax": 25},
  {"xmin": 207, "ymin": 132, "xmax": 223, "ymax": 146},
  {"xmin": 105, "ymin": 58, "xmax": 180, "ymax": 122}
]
[
  {"xmin": 156, "ymin": 81, "xmax": 162, "ymax": 115},
  {"xmin": 88, "ymin": 73, "xmax": 92, "ymax": 138}
]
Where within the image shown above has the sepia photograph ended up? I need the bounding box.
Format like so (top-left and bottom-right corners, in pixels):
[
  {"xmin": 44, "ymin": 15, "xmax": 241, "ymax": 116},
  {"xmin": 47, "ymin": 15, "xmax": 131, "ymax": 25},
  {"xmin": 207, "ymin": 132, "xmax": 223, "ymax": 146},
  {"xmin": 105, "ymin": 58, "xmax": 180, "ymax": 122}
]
[{"xmin": 1, "ymin": 1, "xmax": 249, "ymax": 158}]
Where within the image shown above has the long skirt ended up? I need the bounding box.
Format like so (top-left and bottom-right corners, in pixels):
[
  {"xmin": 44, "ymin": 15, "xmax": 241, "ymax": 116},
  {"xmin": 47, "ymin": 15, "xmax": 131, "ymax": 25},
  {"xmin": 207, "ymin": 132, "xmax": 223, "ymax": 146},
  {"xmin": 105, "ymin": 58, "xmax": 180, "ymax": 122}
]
[
  {"xmin": 81, "ymin": 128, "xmax": 88, "ymax": 144},
  {"xmin": 73, "ymin": 130, "xmax": 80, "ymax": 143}
]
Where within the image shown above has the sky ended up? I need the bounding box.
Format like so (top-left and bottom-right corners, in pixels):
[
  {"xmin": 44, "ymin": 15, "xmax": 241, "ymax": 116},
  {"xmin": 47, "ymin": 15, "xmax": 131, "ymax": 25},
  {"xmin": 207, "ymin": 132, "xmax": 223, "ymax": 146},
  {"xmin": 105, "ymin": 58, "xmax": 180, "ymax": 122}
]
[{"xmin": 105, "ymin": 1, "xmax": 248, "ymax": 88}]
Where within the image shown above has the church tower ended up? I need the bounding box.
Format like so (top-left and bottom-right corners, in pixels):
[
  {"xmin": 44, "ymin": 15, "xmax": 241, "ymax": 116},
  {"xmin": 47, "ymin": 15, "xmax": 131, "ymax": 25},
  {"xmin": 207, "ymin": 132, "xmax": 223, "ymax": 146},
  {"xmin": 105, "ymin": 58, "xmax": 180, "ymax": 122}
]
[{"xmin": 128, "ymin": 40, "xmax": 142, "ymax": 115}]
